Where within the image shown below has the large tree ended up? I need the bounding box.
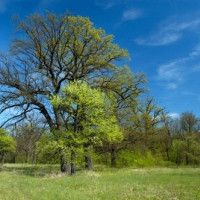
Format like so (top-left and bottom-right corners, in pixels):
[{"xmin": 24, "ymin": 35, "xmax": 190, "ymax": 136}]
[
  {"xmin": 51, "ymin": 81, "xmax": 123, "ymax": 174},
  {"xmin": 0, "ymin": 13, "xmax": 128, "ymax": 172},
  {"xmin": 93, "ymin": 66, "xmax": 147, "ymax": 167}
]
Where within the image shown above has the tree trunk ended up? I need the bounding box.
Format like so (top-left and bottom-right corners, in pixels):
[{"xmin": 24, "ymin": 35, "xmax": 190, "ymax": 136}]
[
  {"xmin": 53, "ymin": 109, "xmax": 72, "ymax": 173},
  {"xmin": 32, "ymin": 150, "xmax": 37, "ymax": 164},
  {"xmin": 71, "ymin": 150, "xmax": 76, "ymax": 175},
  {"xmin": 166, "ymin": 143, "xmax": 170, "ymax": 161},
  {"xmin": 111, "ymin": 145, "xmax": 117, "ymax": 167},
  {"xmin": 60, "ymin": 149, "xmax": 71, "ymax": 173},
  {"xmin": 185, "ymin": 154, "xmax": 189, "ymax": 165},
  {"xmin": 185, "ymin": 139, "xmax": 190, "ymax": 165},
  {"xmin": 1, "ymin": 153, "xmax": 5, "ymax": 166},
  {"xmin": 166, "ymin": 147, "xmax": 170, "ymax": 161},
  {"xmin": 25, "ymin": 151, "xmax": 30, "ymax": 164},
  {"xmin": 85, "ymin": 145, "xmax": 93, "ymax": 170},
  {"xmin": 11, "ymin": 153, "xmax": 16, "ymax": 163}
]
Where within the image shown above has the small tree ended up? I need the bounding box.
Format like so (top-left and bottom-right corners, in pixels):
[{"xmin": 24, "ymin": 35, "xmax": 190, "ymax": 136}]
[
  {"xmin": 0, "ymin": 129, "xmax": 16, "ymax": 166},
  {"xmin": 51, "ymin": 81, "xmax": 123, "ymax": 175}
]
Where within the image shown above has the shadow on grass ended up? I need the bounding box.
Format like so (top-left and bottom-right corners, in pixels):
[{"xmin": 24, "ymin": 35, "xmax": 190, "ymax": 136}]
[
  {"xmin": 0, "ymin": 164, "xmax": 83, "ymax": 177},
  {"xmin": 0, "ymin": 164, "xmax": 61, "ymax": 177}
]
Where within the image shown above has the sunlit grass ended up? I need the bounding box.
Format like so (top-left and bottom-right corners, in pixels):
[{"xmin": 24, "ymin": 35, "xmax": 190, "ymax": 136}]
[{"xmin": 0, "ymin": 164, "xmax": 200, "ymax": 200}]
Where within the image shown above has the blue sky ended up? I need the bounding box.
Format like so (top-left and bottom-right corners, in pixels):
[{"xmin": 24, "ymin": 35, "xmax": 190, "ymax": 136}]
[{"xmin": 1, "ymin": 0, "xmax": 200, "ymax": 118}]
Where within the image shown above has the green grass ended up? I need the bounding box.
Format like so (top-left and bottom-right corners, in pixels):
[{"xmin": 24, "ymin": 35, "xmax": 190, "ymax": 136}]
[{"xmin": 0, "ymin": 164, "xmax": 200, "ymax": 200}]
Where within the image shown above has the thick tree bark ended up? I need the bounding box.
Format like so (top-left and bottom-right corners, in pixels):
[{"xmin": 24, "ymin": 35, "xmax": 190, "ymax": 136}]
[
  {"xmin": 60, "ymin": 152, "xmax": 70, "ymax": 173},
  {"xmin": 85, "ymin": 145, "xmax": 93, "ymax": 170},
  {"xmin": 60, "ymin": 149, "xmax": 71, "ymax": 173}
]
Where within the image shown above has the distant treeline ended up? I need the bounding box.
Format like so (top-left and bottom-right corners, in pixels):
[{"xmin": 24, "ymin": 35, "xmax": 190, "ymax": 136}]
[{"xmin": 1, "ymin": 111, "xmax": 200, "ymax": 169}]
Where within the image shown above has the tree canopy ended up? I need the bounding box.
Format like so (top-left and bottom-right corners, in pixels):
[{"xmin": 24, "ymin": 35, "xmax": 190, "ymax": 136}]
[
  {"xmin": 0, "ymin": 129, "xmax": 16, "ymax": 165},
  {"xmin": 0, "ymin": 12, "xmax": 128, "ymax": 129}
]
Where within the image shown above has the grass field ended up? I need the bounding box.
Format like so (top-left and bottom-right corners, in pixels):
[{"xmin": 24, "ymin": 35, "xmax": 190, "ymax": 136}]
[{"xmin": 0, "ymin": 164, "xmax": 200, "ymax": 200}]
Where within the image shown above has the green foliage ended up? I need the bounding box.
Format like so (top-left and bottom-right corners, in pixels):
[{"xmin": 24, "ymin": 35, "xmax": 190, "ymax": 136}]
[
  {"xmin": 116, "ymin": 150, "xmax": 158, "ymax": 168},
  {"xmin": 0, "ymin": 129, "xmax": 16, "ymax": 155},
  {"xmin": 92, "ymin": 152, "xmax": 111, "ymax": 166},
  {"xmin": 51, "ymin": 81, "xmax": 123, "ymax": 147},
  {"xmin": 37, "ymin": 133, "xmax": 63, "ymax": 164},
  {"xmin": 171, "ymin": 137, "xmax": 200, "ymax": 165},
  {"xmin": 13, "ymin": 13, "xmax": 129, "ymax": 82}
]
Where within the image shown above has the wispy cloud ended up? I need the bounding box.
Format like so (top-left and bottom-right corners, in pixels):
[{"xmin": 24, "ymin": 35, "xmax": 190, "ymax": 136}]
[
  {"xmin": 182, "ymin": 91, "xmax": 200, "ymax": 101},
  {"xmin": 166, "ymin": 83, "xmax": 178, "ymax": 89},
  {"xmin": 122, "ymin": 9, "xmax": 142, "ymax": 21},
  {"xmin": 168, "ymin": 112, "xmax": 180, "ymax": 119},
  {"xmin": 135, "ymin": 15, "xmax": 200, "ymax": 46},
  {"xmin": 157, "ymin": 43, "xmax": 200, "ymax": 89},
  {"xmin": 95, "ymin": 0, "xmax": 119, "ymax": 9},
  {"xmin": 136, "ymin": 33, "xmax": 181, "ymax": 46},
  {"xmin": 95, "ymin": 0, "xmax": 132, "ymax": 10},
  {"xmin": 157, "ymin": 59, "xmax": 184, "ymax": 89}
]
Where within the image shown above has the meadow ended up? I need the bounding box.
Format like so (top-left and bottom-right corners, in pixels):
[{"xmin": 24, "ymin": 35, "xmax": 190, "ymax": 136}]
[{"xmin": 0, "ymin": 164, "xmax": 200, "ymax": 200}]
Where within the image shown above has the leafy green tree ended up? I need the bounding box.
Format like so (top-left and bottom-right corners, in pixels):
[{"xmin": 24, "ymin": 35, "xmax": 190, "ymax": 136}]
[
  {"xmin": 0, "ymin": 12, "xmax": 128, "ymax": 172},
  {"xmin": 51, "ymin": 81, "xmax": 123, "ymax": 174},
  {"xmin": 126, "ymin": 97, "xmax": 164, "ymax": 154},
  {"xmin": 13, "ymin": 120, "xmax": 44, "ymax": 164},
  {"xmin": 180, "ymin": 112, "xmax": 200, "ymax": 134},
  {"xmin": 179, "ymin": 112, "xmax": 200, "ymax": 164},
  {"xmin": 0, "ymin": 129, "xmax": 16, "ymax": 166},
  {"xmin": 94, "ymin": 66, "xmax": 147, "ymax": 167},
  {"xmin": 37, "ymin": 133, "xmax": 61, "ymax": 164},
  {"xmin": 168, "ymin": 112, "xmax": 200, "ymax": 165}
]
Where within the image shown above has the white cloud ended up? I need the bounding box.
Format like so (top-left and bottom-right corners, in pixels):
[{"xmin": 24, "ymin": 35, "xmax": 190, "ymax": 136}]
[
  {"xmin": 157, "ymin": 43, "xmax": 200, "ymax": 89},
  {"xmin": 166, "ymin": 83, "xmax": 178, "ymax": 89},
  {"xmin": 135, "ymin": 16, "xmax": 200, "ymax": 46},
  {"xmin": 136, "ymin": 33, "xmax": 181, "ymax": 46},
  {"xmin": 157, "ymin": 60, "xmax": 184, "ymax": 85},
  {"xmin": 123, "ymin": 9, "xmax": 142, "ymax": 21},
  {"xmin": 95, "ymin": 0, "xmax": 119, "ymax": 9},
  {"xmin": 95, "ymin": 0, "xmax": 132, "ymax": 10},
  {"xmin": 168, "ymin": 112, "xmax": 180, "ymax": 119}
]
